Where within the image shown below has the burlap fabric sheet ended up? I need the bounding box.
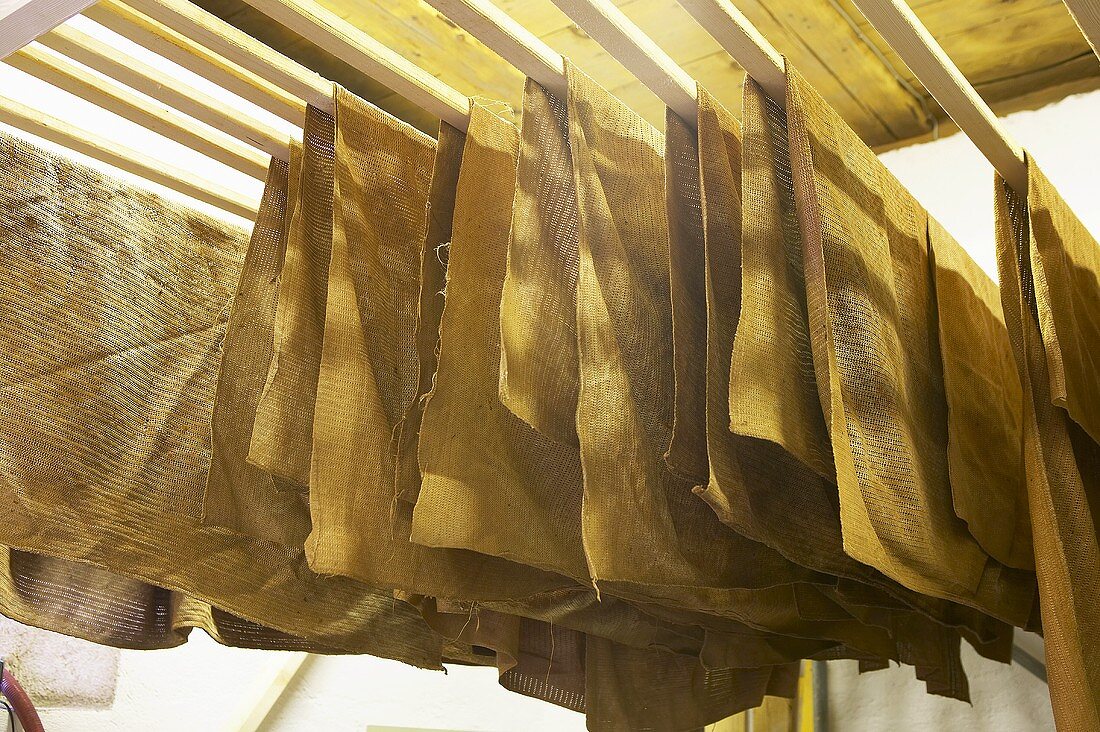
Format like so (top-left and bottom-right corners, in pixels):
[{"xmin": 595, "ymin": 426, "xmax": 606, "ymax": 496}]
[
  {"xmin": 473, "ymin": 65, "xmax": 985, "ymax": 696},
  {"xmin": 928, "ymin": 218, "xmax": 1033, "ymax": 570},
  {"xmin": 566, "ymin": 61, "xmax": 825, "ymax": 608},
  {"xmin": 203, "ymin": 139, "xmax": 310, "ymax": 548},
  {"xmin": 387, "ymin": 81, "xmax": 810, "ymax": 729},
  {"xmin": 682, "ymin": 77, "xmax": 1009, "ymax": 698},
  {"xmin": 565, "ymin": 62, "xmax": 973, "ymax": 684},
  {"xmin": 248, "ymin": 104, "xmax": 336, "ymax": 491},
  {"xmin": 501, "ymin": 66, "xmax": 976, "ymax": 702},
  {"xmin": 392, "ymin": 108, "xmax": 464, "ymax": 509},
  {"xmin": 995, "ymin": 158, "xmax": 1100, "ymax": 731},
  {"xmin": 498, "ymin": 77, "xmax": 582, "ymax": 447},
  {"xmin": 307, "ymin": 89, "xmax": 570, "ymax": 601},
  {"xmin": 781, "ymin": 66, "xmax": 1036, "ymax": 628},
  {"xmin": 715, "ymin": 74, "xmax": 1017, "ymax": 649},
  {"xmin": 0, "ymin": 130, "xmax": 442, "ymax": 662},
  {"xmin": 413, "ymin": 84, "xmax": 590, "ymax": 586}
]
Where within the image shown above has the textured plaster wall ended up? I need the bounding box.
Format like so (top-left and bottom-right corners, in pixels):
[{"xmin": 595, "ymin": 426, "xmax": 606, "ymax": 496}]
[{"xmin": 0, "ymin": 12, "xmax": 1095, "ymax": 732}]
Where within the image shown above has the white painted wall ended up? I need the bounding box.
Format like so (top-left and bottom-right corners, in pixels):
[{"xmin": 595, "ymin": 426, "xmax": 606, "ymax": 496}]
[
  {"xmin": 0, "ymin": 11, "xmax": 1094, "ymax": 732},
  {"xmin": 880, "ymin": 89, "xmax": 1100, "ymax": 281},
  {"xmin": 35, "ymin": 633, "xmax": 587, "ymax": 732}
]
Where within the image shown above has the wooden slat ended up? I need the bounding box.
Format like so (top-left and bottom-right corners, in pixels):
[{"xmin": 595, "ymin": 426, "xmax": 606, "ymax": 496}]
[
  {"xmin": 1064, "ymin": 0, "xmax": 1100, "ymax": 60},
  {"xmin": 0, "ymin": 0, "xmax": 95, "ymax": 58},
  {"xmin": 549, "ymin": 0, "xmax": 697, "ymax": 121},
  {"xmin": 5, "ymin": 42, "xmax": 269, "ymax": 177},
  {"xmin": 676, "ymin": 0, "xmax": 785, "ymax": 104},
  {"xmin": 36, "ymin": 22, "xmax": 291, "ymax": 159},
  {"xmin": 539, "ymin": 0, "xmax": 697, "ymax": 93},
  {"xmin": 84, "ymin": 0, "xmax": 305, "ymax": 124},
  {"xmin": 854, "ymin": 0, "xmax": 1094, "ymax": 89},
  {"xmin": 423, "ymin": 0, "xmax": 566, "ymax": 98},
  {"xmin": 850, "ymin": 0, "xmax": 1027, "ymax": 192},
  {"xmin": 0, "ymin": 92, "xmax": 258, "ymax": 217},
  {"xmin": 195, "ymin": 0, "xmax": 517, "ymax": 134},
  {"xmin": 236, "ymin": 0, "xmax": 470, "ymax": 130},
  {"xmin": 201, "ymin": 0, "xmax": 1098, "ymax": 150},
  {"xmin": 222, "ymin": 653, "xmax": 309, "ymax": 732},
  {"xmin": 606, "ymin": 37, "xmax": 739, "ymax": 121},
  {"xmin": 496, "ymin": 0, "xmax": 578, "ymax": 38},
  {"xmin": 123, "ymin": 0, "xmax": 330, "ymax": 114}
]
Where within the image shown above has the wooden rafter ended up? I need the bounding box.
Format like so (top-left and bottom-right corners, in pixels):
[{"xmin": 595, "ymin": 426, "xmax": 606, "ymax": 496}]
[{"xmin": 0, "ymin": 0, "xmax": 96, "ymax": 58}]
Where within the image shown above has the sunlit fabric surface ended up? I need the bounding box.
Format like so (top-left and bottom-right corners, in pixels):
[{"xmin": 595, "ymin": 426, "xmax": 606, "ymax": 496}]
[
  {"xmin": 249, "ymin": 104, "xmax": 336, "ymax": 490},
  {"xmin": 784, "ymin": 67, "xmax": 1037, "ymax": 628},
  {"xmin": 995, "ymin": 159, "xmax": 1100, "ymax": 732},
  {"xmin": 0, "ymin": 42, "xmax": 1089, "ymax": 725},
  {"xmin": 0, "ymin": 129, "xmax": 442, "ymax": 663}
]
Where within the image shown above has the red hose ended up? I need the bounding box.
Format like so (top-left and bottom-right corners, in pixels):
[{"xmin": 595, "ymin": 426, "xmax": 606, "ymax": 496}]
[{"xmin": 1, "ymin": 666, "xmax": 44, "ymax": 732}]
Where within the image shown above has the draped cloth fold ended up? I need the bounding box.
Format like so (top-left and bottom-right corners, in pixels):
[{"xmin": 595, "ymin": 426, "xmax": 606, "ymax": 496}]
[
  {"xmin": 308, "ymin": 90, "xmax": 570, "ymax": 601},
  {"xmin": 249, "ymin": 104, "xmax": 336, "ymax": 490},
  {"xmin": 783, "ymin": 66, "xmax": 1036, "ymax": 628},
  {"xmin": 928, "ymin": 218, "xmax": 1033, "ymax": 570},
  {"xmin": 498, "ymin": 78, "xmax": 582, "ymax": 446},
  {"xmin": 0, "ymin": 128, "xmax": 442, "ymax": 663},
  {"xmin": 567, "ymin": 62, "xmax": 821, "ymax": 610},
  {"xmin": 414, "ymin": 87, "xmax": 590, "ymax": 585},
  {"xmin": 995, "ymin": 159, "xmax": 1100, "ymax": 731},
  {"xmin": 203, "ymin": 145, "xmax": 311, "ymax": 548}
]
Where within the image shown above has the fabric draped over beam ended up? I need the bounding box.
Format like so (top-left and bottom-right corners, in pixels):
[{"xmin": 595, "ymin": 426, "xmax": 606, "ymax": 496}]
[{"xmin": 0, "ymin": 33, "xmax": 1095, "ymax": 725}]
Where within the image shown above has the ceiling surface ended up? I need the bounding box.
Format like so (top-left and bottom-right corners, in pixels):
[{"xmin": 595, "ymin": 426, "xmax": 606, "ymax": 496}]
[{"xmin": 197, "ymin": 0, "xmax": 1100, "ymax": 150}]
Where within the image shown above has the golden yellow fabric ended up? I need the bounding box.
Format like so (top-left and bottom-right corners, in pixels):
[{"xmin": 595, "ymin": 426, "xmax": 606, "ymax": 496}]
[
  {"xmin": 1, "ymin": 48, "xmax": 1079, "ymax": 725},
  {"xmin": 567, "ymin": 62, "xmax": 818, "ymax": 612},
  {"xmin": 0, "ymin": 128, "xmax": 442, "ymax": 662},
  {"xmin": 393, "ymin": 122, "xmax": 464, "ymax": 507},
  {"xmin": 928, "ymin": 218, "xmax": 1033, "ymax": 570},
  {"xmin": 306, "ymin": 86, "xmax": 433, "ymax": 576},
  {"xmin": 249, "ymin": 104, "xmax": 335, "ymax": 489},
  {"xmin": 727, "ymin": 79, "xmax": 833, "ymax": 481},
  {"xmin": 562, "ymin": 70, "xmax": 974, "ymax": 694},
  {"xmin": 703, "ymin": 77, "xmax": 859, "ymax": 583},
  {"xmin": 1028, "ymin": 169, "xmax": 1100, "ymax": 447},
  {"xmin": 203, "ymin": 148, "xmax": 310, "ymax": 547},
  {"xmin": 664, "ymin": 88, "xmax": 709, "ymax": 483},
  {"xmin": 691, "ymin": 81, "xmax": 988, "ymax": 686},
  {"xmin": 995, "ymin": 160, "xmax": 1100, "ymax": 731},
  {"xmin": 498, "ymin": 78, "xmax": 582, "ymax": 446},
  {"xmin": 784, "ymin": 67, "xmax": 1036, "ymax": 628},
  {"xmin": 310, "ymin": 90, "xmax": 570, "ymax": 600},
  {"xmin": 729, "ymin": 78, "xmax": 1019, "ymax": 660},
  {"xmin": 413, "ymin": 95, "xmax": 589, "ymax": 584}
]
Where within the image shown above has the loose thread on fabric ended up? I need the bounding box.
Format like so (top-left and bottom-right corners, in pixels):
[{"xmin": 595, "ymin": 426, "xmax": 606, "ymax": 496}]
[{"xmin": 544, "ymin": 619, "xmax": 556, "ymax": 689}]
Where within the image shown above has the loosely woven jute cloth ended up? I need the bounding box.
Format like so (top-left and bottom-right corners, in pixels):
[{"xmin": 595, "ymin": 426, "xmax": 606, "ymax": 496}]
[
  {"xmin": 498, "ymin": 78, "xmax": 582, "ymax": 447},
  {"xmin": 723, "ymin": 74, "xmax": 1019, "ymax": 645},
  {"xmin": 0, "ymin": 49, "xmax": 1085, "ymax": 725},
  {"xmin": 783, "ymin": 66, "xmax": 1037, "ymax": 629},
  {"xmin": 413, "ymin": 86, "xmax": 589, "ymax": 586},
  {"xmin": 249, "ymin": 104, "xmax": 336, "ymax": 491},
  {"xmin": 928, "ymin": 218, "xmax": 1034, "ymax": 571},
  {"xmin": 203, "ymin": 142, "xmax": 310, "ymax": 548},
  {"xmin": 567, "ymin": 61, "xmax": 819, "ymax": 609},
  {"xmin": 0, "ymin": 129, "xmax": 443, "ymax": 663},
  {"xmin": 686, "ymin": 79, "xmax": 1007, "ymax": 698},
  {"xmin": 996, "ymin": 158, "xmax": 1100, "ymax": 732},
  {"xmin": 309, "ymin": 89, "xmax": 571, "ymax": 601}
]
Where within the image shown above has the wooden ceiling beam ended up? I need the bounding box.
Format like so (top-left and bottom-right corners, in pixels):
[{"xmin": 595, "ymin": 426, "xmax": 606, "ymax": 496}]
[
  {"xmin": 0, "ymin": 93, "xmax": 258, "ymax": 218},
  {"xmin": 0, "ymin": 0, "xmax": 96, "ymax": 58}
]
